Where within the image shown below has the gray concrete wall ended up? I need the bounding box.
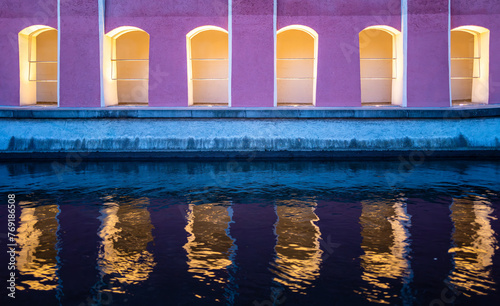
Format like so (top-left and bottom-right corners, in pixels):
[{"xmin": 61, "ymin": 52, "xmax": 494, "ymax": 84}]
[
  {"xmin": 0, "ymin": 108, "xmax": 500, "ymax": 157},
  {"xmin": 1, "ymin": 108, "xmax": 499, "ymax": 158}
]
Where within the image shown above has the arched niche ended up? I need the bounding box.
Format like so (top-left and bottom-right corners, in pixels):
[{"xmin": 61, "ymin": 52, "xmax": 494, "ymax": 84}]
[
  {"xmin": 187, "ymin": 26, "xmax": 229, "ymax": 106},
  {"xmin": 451, "ymin": 26, "xmax": 490, "ymax": 105},
  {"xmin": 277, "ymin": 25, "xmax": 318, "ymax": 106},
  {"xmin": 19, "ymin": 25, "xmax": 58, "ymax": 106},
  {"xmin": 104, "ymin": 27, "xmax": 150, "ymax": 106},
  {"xmin": 359, "ymin": 26, "xmax": 403, "ymax": 106}
]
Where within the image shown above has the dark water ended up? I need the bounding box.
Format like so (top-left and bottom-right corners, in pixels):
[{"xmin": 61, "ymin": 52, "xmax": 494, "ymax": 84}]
[{"xmin": 0, "ymin": 160, "xmax": 499, "ymax": 305}]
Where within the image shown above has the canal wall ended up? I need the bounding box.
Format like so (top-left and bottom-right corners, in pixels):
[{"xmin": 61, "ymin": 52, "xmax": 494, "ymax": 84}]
[{"xmin": 0, "ymin": 107, "xmax": 499, "ymax": 159}]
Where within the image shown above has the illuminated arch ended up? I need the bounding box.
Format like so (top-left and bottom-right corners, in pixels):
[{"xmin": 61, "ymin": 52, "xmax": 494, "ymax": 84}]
[
  {"xmin": 271, "ymin": 200, "xmax": 322, "ymax": 292},
  {"xmin": 277, "ymin": 25, "xmax": 318, "ymax": 106},
  {"xmin": 187, "ymin": 26, "xmax": 229, "ymax": 106},
  {"xmin": 451, "ymin": 26, "xmax": 490, "ymax": 105},
  {"xmin": 19, "ymin": 25, "xmax": 58, "ymax": 106},
  {"xmin": 359, "ymin": 26, "xmax": 403, "ymax": 106},
  {"xmin": 104, "ymin": 26, "xmax": 150, "ymax": 106}
]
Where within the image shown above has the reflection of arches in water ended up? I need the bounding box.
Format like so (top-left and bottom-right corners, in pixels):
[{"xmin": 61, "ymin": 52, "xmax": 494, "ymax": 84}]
[
  {"xmin": 356, "ymin": 198, "xmax": 412, "ymax": 304},
  {"xmin": 97, "ymin": 198, "xmax": 155, "ymax": 292},
  {"xmin": 184, "ymin": 202, "xmax": 237, "ymax": 290},
  {"xmin": 271, "ymin": 200, "xmax": 322, "ymax": 293},
  {"xmin": 448, "ymin": 196, "xmax": 497, "ymax": 296},
  {"xmin": 16, "ymin": 203, "xmax": 60, "ymax": 291}
]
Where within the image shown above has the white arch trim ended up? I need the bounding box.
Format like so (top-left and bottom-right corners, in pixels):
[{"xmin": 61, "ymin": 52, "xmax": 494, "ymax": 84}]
[
  {"xmin": 19, "ymin": 25, "xmax": 56, "ymax": 36},
  {"xmin": 361, "ymin": 25, "xmax": 401, "ymax": 36},
  {"xmin": 187, "ymin": 25, "xmax": 228, "ymax": 39},
  {"xmin": 106, "ymin": 26, "xmax": 149, "ymax": 39},
  {"xmin": 277, "ymin": 24, "xmax": 318, "ymax": 39}
]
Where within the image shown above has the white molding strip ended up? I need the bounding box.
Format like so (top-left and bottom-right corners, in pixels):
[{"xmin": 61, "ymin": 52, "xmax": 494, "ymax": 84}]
[
  {"xmin": 448, "ymin": 0, "xmax": 452, "ymax": 106},
  {"xmin": 228, "ymin": 0, "xmax": 232, "ymax": 107},
  {"xmin": 57, "ymin": 0, "xmax": 61, "ymax": 107},
  {"xmin": 401, "ymin": 0, "xmax": 408, "ymax": 107},
  {"xmin": 273, "ymin": 0, "xmax": 277, "ymax": 107},
  {"xmin": 98, "ymin": 0, "xmax": 105, "ymax": 107}
]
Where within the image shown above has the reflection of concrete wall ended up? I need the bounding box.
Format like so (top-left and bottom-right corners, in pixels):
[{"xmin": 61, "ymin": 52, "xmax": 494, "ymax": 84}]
[
  {"xmin": 448, "ymin": 197, "xmax": 497, "ymax": 296},
  {"xmin": 184, "ymin": 203, "xmax": 236, "ymax": 285},
  {"xmin": 357, "ymin": 199, "xmax": 411, "ymax": 304},
  {"xmin": 271, "ymin": 200, "xmax": 322, "ymax": 292},
  {"xmin": 97, "ymin": 199, "xmax": 155, "ymax": 289},
  {"xmin": 17, "ymin": 204, "xmax": 59, "ymax": 291}
]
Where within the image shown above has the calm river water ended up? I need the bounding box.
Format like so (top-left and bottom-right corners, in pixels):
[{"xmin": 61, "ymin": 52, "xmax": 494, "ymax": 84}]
[{"xmin": 0, "ymin": 160, "xmax": 499, "ymax": 305}]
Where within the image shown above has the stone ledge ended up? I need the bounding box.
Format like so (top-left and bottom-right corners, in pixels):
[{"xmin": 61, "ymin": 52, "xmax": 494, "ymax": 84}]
[{"xmin": 1, "ymin": 105, "xmax": 500, "ymax": 119}]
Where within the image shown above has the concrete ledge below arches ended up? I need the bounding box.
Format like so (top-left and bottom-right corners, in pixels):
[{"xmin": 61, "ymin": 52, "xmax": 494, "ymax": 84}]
[{"xmin": 1, "ymin": 108, "xmax": 500, "ymax": 159}]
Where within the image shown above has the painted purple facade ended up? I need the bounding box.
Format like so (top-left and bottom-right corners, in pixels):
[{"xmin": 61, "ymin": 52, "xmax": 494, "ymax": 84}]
[{"xmin": 0, "ymin": 0, "xmax": 499, "ymax": 107}]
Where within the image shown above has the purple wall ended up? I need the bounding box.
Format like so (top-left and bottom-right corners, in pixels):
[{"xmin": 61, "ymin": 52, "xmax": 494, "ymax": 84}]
[
  {"xmin": 0, "ymin": 0, "xmax": 57, "ymax": 106},
  {"xmin": 1, "ymin": 0, "xmax": 499, "ymax": 107},
  {"xmin": 407, "ymin": 0, "xmax": 450, "ymax": 107},
  {"xmin": 59, "ymin": 1, "xmax": 101, "ymax": 107},
  {"xmin": 232, "ymin": 0, "xmax": 274, "ymax": 107}
]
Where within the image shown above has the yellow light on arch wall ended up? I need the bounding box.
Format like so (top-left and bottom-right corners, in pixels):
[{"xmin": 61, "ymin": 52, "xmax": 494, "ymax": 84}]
[
  {"xmin": 186, "ymin": 26, "xmax": 229, "ymax": 106},
  {"xmin": 276, "ymin": 25, "xmax": 318, "ymax": 106},
  {"xmin": 104, "ymin": 26, "xmax": 150, "ymax": 106}
]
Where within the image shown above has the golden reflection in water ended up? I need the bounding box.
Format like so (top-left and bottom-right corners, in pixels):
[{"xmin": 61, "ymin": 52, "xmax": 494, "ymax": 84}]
[
  {"xmin": 97, "ymin": 198, "xmax": 155, "ymax": 292},
  {"xmin": 16, "ymin": 203, "xmax": 60, "ymax": 291},
  {"xmin": 271, "ymin": 200, "xmax": 323, "ymax": 293},
  {"xmin": 448, "ymin": 196, "xmax": 498, "ymax": 296},
  {"xmin": 356, "ymin": 198, "xmax": 412, "ymax": 304},
  {"xmin": 184, "ymin": 202, "xmax": 237, "ymax": 287}
]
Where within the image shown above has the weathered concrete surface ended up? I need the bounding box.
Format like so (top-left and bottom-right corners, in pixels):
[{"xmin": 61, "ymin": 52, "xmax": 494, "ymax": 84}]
[
  {"xmin": 0, "ymin": 108, "xmax": 499, "ymax": 158},
  {"xmin": 1, "ymin": 106, "xmax": 500, "ymax": 119}
]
